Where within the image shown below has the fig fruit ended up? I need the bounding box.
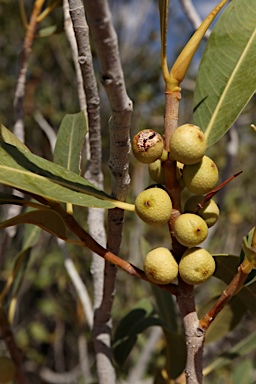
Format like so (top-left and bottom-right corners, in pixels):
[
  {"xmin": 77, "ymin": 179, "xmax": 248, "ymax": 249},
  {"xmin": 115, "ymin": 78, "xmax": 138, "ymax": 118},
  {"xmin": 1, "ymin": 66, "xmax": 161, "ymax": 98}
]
[
  {"xmin": 182, "ymin": 156, "xmax": 218, "ymax": 195},
  {"xmin": 179, "ymin": 247, "xmax": 215, "ymax": 285},
  {"xmin": 174, "ymin": 213, "xmax": 208, "ymax": 247},
  {"xmin": 169, "ymin": 124, "xmax": 206, "ymax": 165},
  {"xmin": 144, "ymin": 247, "xmax": 178, "ymax": 284},
  {"xmin": 135, "ymin": 188, "xmax": 172, "ymax": 226},
  {"xmin": 132, "ymin": 129, "xmax": 164, "ymax": 164}
]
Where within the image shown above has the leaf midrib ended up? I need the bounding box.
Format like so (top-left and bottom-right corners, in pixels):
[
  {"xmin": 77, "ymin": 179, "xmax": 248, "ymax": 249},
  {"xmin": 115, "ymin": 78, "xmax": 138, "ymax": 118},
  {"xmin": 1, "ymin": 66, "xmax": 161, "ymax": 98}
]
[{"xmin": 204, "ymin": 26, "xmax": 256, "ymax": 142}]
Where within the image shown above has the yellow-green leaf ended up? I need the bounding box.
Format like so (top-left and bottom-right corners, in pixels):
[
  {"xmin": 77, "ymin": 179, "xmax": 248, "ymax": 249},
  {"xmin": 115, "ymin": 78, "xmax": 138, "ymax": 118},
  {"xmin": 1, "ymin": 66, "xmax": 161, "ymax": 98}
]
[
  {"xmin": 0, "ymin": 209, "xmax": 67, "ymax": 240},
  {"xmin": 193, "ymin": 0, "xmax": 256, "ymax": 146},
  {"xmin": 0, "ymin": 142, "xmax": 134, "ymax": 211}
]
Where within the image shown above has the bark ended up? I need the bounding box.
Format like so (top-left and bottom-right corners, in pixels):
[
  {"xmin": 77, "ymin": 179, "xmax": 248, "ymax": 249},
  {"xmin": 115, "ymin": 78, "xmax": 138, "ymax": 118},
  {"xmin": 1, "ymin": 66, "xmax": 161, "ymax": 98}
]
[
  {"xmin": 83, "ymin": 1, "xmax": 133, "ymax": 383},
  {"xmin": 68, "ymin": 1, "xmax": 114, "ymax": 382},
  {"xmin": 176, "ymin": 280, "xmax": 205, "ymax": 384}
]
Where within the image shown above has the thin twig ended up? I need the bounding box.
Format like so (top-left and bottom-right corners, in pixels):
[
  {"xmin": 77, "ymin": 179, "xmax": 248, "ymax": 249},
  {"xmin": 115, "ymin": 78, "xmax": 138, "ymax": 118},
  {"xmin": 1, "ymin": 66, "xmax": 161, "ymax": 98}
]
[
  {"xmin": 59, "ymin": 239, "xmax": 93, "ymax": 329},
  {"xmin": 63, "ymin": 0, "xmax": 86, "ymax": 111},
  {"xmin": 126, "ymin": 327, "xmax": 163, "ymax": 383},
  {"xmin": 49, "ymin": 201, "xmax": 179, "ymax": 296},
  {"xmin": 14, "ymin": 0, "xmax": 45, "ymax": 141},
  {"xmin": 33, "ymin": 110, "xmax": 57, "ymax": 154}
]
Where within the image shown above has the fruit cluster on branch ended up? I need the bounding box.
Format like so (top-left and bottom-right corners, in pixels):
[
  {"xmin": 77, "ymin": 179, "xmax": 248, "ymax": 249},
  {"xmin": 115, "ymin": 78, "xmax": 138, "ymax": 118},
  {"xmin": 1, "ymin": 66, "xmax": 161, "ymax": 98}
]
[{"xmin": 132, "ymin": 124, "xmax": 220, "ymax": 286}]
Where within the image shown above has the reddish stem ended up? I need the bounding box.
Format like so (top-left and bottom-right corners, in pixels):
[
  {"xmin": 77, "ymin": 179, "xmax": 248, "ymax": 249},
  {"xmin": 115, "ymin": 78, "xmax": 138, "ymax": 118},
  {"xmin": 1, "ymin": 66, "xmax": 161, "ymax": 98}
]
[{"xmin": 49, "ymin": 202, "xmax": 179, "ymax": 296}]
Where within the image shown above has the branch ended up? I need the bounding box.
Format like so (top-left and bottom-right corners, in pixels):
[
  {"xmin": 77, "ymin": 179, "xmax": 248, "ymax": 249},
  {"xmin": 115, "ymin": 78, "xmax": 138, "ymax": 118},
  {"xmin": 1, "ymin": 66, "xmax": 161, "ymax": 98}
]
[
  {"xmin": 67, "ymin": 1, "xmax": 110, "ymax": 382},
  {"xmin": 63, "ymin": 0, "xmax": 86, "ymax": 111},
  {"xmin": 176, "ymin": 279, "xmax": 205, "ymax": 384},
  {"xmin": 49, "ymin": 201, "xmax": 179, "ymax": 296},
  {"xmin": 82, "ymin": 2, "xmax": 133, "ymax": 383},
  {"xmin": 14, "ymin": 0, "xmax": 45, "ymax": 141}
]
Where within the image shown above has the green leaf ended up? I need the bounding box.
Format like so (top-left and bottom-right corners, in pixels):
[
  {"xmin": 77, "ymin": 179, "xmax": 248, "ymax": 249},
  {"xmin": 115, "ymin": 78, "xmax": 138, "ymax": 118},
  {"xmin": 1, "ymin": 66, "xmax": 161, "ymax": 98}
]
[
  {"xmin": 0, "ymin": 209, "xmax": 68, "ymax": 240},
  {"xmin": 193, "ymin": 0, "xmax": 256, "ymax": 146},
  {"xmin": 0, "ymin": 142, "xmax": 133, "ymax": 210},
  {"xmin": 204, "ymin": 330, "xmax": 256, "ymax": 376},
  {"xmin": 231, "ymin": 359, "xmax": 254, "ymax": 384},
  {"xmin": 0, "ymin": 124, "xmax": 30, "ymax": 152},
  {"xmin": 164, "ymin": 331, "xmax": 186, "ymax": 379},
  {"xmin": 38, "ymin": 25, "xmax": 59, "ymax": 38},
  {"xmin": 7, "ymin": 223, "xmax": 41, "ymax": 299},
  {"xmin": 0, "ymin": 192, "xmax": 28, "ymax": 206},
  {"xmin": 236, "ymin": 280, "xmax": 256, "ymax": 315},
  {"xmin": 213, "ymin": 254, "xmax": 240, "ymax": 285},
  {"xmin": 112, "ymin": 299, "xmax": 162, "ymax": 365},
  {"xmin": 197, "ymin": 296, "xmax": 246, "ymax": 344},
  {"xmin": 54, "ymin": 111, "xmax": 88, "ymax": 174},
  {"xmin": 152, "ymin": 285, "xmax": 178, "ymax": 333},
  {"xmin": 213, "ymin": 254, "xmax": 256, "ymax": 314}
]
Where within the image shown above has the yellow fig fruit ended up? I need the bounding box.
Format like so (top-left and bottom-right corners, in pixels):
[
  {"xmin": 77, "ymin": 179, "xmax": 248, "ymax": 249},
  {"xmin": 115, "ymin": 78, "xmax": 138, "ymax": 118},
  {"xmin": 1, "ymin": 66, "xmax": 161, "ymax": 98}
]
[
  {"xmin": 174, "ymin": 213, "xmax": 208, "ymax": 247},
  {"xmin": 148, "ymin": 159, "xmax": 165, "ymax": 184},
  {"xmin": 144, "ymin": 247, "xmax": 178, "ymax": 284},
  {"xmin": 169, "ymin": 124, "xmax": 206, "ymax": 165},
  {"xmin": 132, "ymin": 129, "xmax": 164, "ymax": 164},
  {"xmin": 0, "ymin": 356, "xmax": 16, "ymax": 383},
  {"xmin": 135, "ymin": 188, "xmax": 172, "ymax": 226},
  {"xmin": 179, "ymin": 247, "xmax": 215, "ymax": 285},
  {"xmin": 184, "ymin": 195, "xmax": 219, "ymax": 228},
  {"xmin": 182, "ymin": 156, "xmax": 219, "ymax": 194}
]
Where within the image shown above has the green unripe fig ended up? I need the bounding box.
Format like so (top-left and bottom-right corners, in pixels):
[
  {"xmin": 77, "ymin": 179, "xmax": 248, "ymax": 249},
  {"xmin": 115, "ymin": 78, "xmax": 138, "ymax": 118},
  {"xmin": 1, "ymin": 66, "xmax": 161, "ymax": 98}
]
[
  {"xmin": 183, "ymin": 156, "xmax": 219, "ymax": 194},
  {"xmin": 144, "ymin": 247, "xmax": 178, "ymax": 284},
  {"xmin": 148, "ymin": 159, "xmax": 165, "ymax": 184},
  {"xmin": 132, "ymin": 129, "xmax": 164, "ymax": 164},
  {"xmin": 174, "ymin": 213, "xmax": 208, "ymax": 247},
  {"xmin": 135, "ymin": 188, "xmax": 172, "ymax": 226},
  {"xmin": 169, "ymin": 124, "xmax": 206, "ymax": 165},
  {"xmin": 179, "ymin": 247, "xmax": 215, "ymax": 285},
  {"xmin": 184, "ymin": 195, "xmax": 220, "ymax": 228},
  {"xmin": 0, "ymin": 356, "xmax": 16, "ymax": 383}
]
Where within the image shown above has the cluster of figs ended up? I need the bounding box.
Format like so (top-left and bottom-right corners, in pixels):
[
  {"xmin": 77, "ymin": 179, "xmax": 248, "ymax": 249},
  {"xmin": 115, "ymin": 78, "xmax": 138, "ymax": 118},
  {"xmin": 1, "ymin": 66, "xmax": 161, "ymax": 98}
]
[{"xmin": 132, "ymin": 124, "xmax": 219, "ymax": 286}]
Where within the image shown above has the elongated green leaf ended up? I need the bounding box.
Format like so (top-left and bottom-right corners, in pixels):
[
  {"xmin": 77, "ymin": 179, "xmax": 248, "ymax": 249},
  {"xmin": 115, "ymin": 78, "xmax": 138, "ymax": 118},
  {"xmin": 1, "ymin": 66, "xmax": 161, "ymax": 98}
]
[
  {"xmin": 213, "ymin": 254, "xmax": 240, "ymax": 285},
  {"xmin": 152, "ymin": 285, "xmax": 178, "ymax": 333},
  {"xmin": 197, "ymin": 296, "xmax": 246, "ymax": 344},
  {"xmin": 0, "ymin": 209, "xmax": 68, "ymax": 240},
  {"xmin": 9, "ymin": 223, "xmax": 41, "ymax": 298},
  {"xmin": 112, "ymin": 299, "xmax": 162, "ymax": 365},
  {"xmin": 164, "ymin": 331, "xmax": 186, "ymax": 379},
  {"xmin": 236, "ymin": 280, "xmax": 256, "ymax": 315},
  {"xmin": 0, "ymin": 142, "xmax": 133, "ymax": 210},
  {"xmin": 203, "ymin": 331, "xmax": 256, "ymax": 376},
  {"xmin": 0, "ymin": 124, "xmax": 30, "ymax": 152},
  {"xmin": 231, "ymin": 359, "xmax": 254, "ymax": 384},
  {"xmin": 0, "ymin": 193, "xmax": 27, "ymax": 206},
  {"xmin": 193, "ymin": 0, "xmax": 256, "ymax": 146},
  {"xmin": 54, "ymin": 111, "xmax": 88, "ymax": 174}
]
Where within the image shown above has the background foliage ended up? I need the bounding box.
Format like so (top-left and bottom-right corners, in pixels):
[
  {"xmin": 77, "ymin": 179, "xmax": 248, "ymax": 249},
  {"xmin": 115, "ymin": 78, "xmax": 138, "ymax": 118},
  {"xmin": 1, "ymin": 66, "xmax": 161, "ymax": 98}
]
[{"xmin": 0, "ymin": 0, "xmax": 255, "ymax": 383}]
